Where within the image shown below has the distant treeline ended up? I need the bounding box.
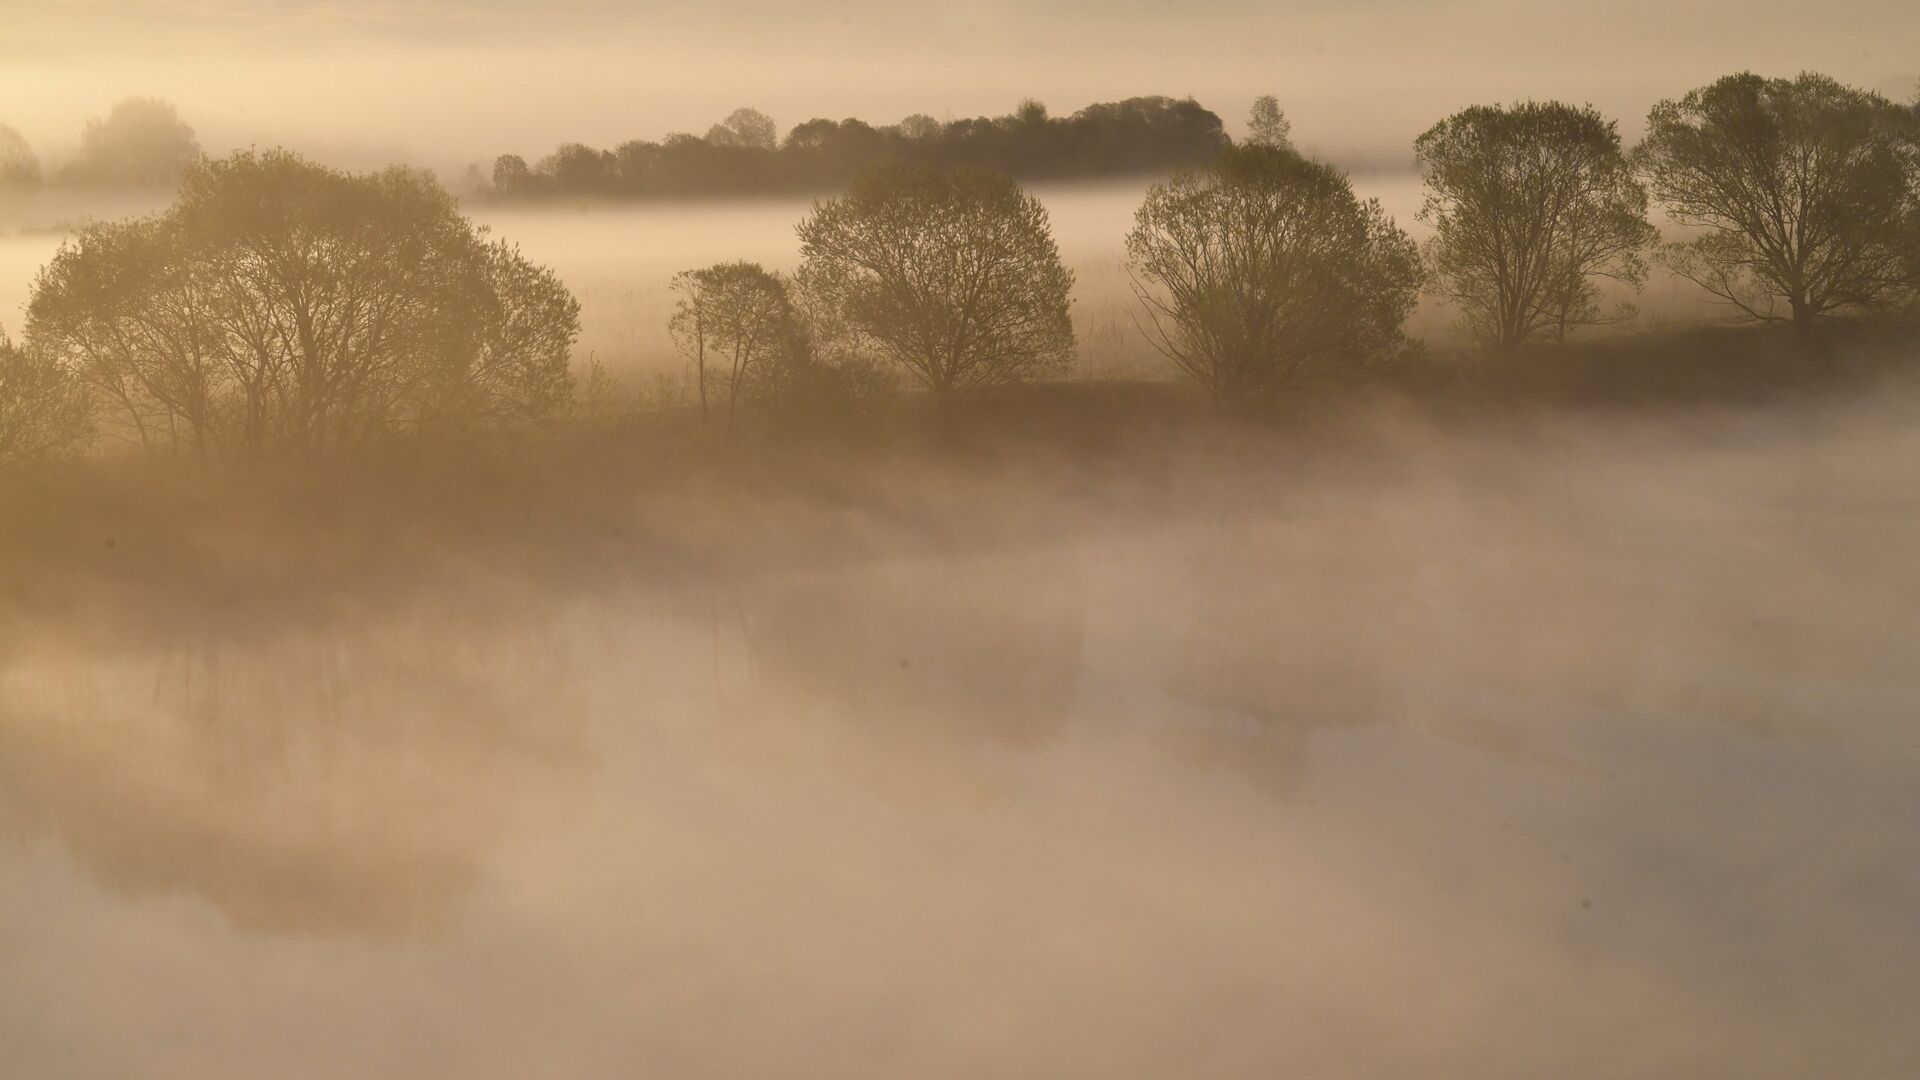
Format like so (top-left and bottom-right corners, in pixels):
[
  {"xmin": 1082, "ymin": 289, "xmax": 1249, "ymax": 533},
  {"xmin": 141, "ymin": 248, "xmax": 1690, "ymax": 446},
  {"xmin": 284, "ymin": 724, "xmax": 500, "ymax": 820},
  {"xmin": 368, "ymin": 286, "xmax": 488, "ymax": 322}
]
[
  {"xmin": 486, "ymin": 97, "xmax": 1229, "ymax": 199},
  {"xmin": 0, "ymin": 98, "xmax": 201, "ymax": 188}
]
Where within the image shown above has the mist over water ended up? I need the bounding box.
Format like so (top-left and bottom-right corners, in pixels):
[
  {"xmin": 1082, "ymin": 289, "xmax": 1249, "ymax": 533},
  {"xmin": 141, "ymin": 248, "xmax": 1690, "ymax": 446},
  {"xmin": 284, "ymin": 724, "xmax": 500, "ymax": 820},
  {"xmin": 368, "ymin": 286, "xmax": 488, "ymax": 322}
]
[
  {"xmin": 5, "ymin": 3, "xmax": 1920, "ymax": 1076},
  {"xmin": 5, "ymin": 388, "xmax": 1919, "ymax": 1078}
]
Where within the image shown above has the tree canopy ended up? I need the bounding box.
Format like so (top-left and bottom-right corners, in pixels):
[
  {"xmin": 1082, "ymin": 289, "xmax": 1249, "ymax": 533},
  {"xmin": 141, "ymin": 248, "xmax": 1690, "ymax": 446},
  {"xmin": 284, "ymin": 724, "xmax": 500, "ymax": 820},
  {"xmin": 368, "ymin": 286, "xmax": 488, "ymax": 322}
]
[
  {"xmin": 1127, "ymin": 144, "xmax": 1421, "ymax": 403},
  {"xmin": 0, "ymin": 330, "xmax": 91, "ymax": 468},
  {"xmin": 61, "ymin": 97, "xmax": 201, "ymax": 187},
  {"xmin": 1635, "ymin": 72, "xmax": 1920, "ymax": 335},
  {"xmin": 1417, "ymin": 101, "xmax": 1656, "ymax": 347},
  {"xmin": 1247, "ymin": 96, "xmax": 1293, "ymax": 149},
  {"xmin": 669, "ymin": 262, "xmax": 808, "ymax": 433},
  {"xmin": 491, "ymin": 96, "xmax": 1228, "ymax": 199},
  {"xmin": 0, "ymin": 123, "xmax": 39, "ymax": 187},
  {"xmin": 796, "ymin": 161, "xmax": 1075, "ymax": 394},
  {"xmin": 27, "ymin": 150, "xmax": 579, "ymax": 463}
]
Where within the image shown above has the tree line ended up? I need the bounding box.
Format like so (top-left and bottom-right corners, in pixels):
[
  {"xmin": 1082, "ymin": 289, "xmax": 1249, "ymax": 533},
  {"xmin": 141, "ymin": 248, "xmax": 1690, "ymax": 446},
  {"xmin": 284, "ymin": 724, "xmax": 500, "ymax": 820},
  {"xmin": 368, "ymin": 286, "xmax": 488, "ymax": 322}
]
[
  {"xmin": 665, "ymin": 71, "xmax": 1920, "ymax": 423},
  {"xmin": 487, "ymin": 97, "xmax": 1229, "ymax": 199},
  {"xmin": 4, "ymin": 71, "xmax": 1919, "ymax": 468},
  {"xmin": 0, "ymin": 98, "xmax": 202, "ymax": 188}
]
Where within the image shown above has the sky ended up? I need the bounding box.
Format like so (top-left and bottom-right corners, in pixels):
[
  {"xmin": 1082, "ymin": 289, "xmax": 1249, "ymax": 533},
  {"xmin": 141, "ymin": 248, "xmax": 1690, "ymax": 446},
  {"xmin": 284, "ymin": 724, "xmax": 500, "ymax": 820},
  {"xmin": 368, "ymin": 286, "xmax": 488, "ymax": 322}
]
[{"xmin": 2, "ymin": 0, "xmax": 1917, "ymax": 174}]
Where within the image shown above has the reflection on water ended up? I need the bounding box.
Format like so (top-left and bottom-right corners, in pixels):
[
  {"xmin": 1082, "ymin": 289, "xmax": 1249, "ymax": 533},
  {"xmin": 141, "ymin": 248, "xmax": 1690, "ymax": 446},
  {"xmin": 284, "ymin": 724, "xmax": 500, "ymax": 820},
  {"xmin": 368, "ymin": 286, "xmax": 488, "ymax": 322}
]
[
  {"xmin": 0, "ymin": 619, "xmax": 588, "ymax": 936},
  {"xmin": 3, "ymin": 399, "xmax": 1920, "ymax": 1077}
]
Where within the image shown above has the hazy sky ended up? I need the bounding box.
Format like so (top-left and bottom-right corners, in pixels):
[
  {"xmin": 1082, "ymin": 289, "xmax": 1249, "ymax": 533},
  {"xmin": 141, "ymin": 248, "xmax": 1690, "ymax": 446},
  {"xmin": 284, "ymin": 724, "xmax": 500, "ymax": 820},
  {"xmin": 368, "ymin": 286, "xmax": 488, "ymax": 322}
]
[{"xmin": 4, "ymin": 1, "xmax": 1917, "ymax": 173}]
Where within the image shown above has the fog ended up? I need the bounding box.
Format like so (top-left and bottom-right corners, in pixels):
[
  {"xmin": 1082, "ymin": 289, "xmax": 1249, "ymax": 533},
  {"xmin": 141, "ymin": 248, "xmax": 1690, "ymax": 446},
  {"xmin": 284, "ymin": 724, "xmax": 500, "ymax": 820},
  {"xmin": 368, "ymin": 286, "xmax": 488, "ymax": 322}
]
[
  {"xmin": 4, "ymin": 384, "xmax": 1920, "ymax": 1077},
  {"xmin": 4, "ymin": 2, "xmax": 1915, "ymax": 173},
  {"xmin": 6, "ymin": 3, "xmax": 1920, "ymax": 1076},
  {"xmin": 0, "ymin": 179, "xmax": 1713, "ymax": 381}
]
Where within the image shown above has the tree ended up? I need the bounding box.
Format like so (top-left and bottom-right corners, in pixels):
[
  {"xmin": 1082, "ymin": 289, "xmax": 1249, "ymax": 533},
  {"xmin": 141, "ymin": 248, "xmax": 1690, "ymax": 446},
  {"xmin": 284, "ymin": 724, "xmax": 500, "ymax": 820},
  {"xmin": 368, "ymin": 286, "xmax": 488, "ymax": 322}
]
[
  {"xmin": 668, "ymin": 262, "xmax": 807, "ymax": 435},
  {"xmin": 487, "ymin": 96, "xmax": 1230, "ymax": 199},
  {"xmin": 1126, "ymin": 144, "xmax": 1422, "ymax": 404},
  {"xmin": 27, "ymin": 150, "xmax": 579, "ymax": 463},
  {"xmin": 796, "ymin": 161, "xmax": 1075, "ymax": 394},
  {"xmin": 492, "ymin": 153, "xmax": 535, "ymax": 196},
  {"xmin": 1247, "ymin": 95, "xmax": 1292, "ymax": 149},
  {"xmin": 1635, "ymin": 72, "xmax": 1920, "ymax": 338},
  {"xmin": 1416, "ymin": 101, "xmax": 1656, "ymax": 347},
  {"xmin": 0, "ymin": 123, "xmax": 39, "ymax": 187},
  {"xmin": 0, "ymin": 330, "xmax": 91, "ymax": 467},
  {"xmin": 62, "ymin": 97, "xmax": 200, "ymax": 187},
  {"xmin": 539, "ymin": 143, "xmax": 614, "ymax": 194},
  {"xmin": 710, "ymin": 108, "xmax": 778, "ymax": 151},
  {"xmin": 897, "ymin": 114, "xmax": 942, "ymax": 141}
]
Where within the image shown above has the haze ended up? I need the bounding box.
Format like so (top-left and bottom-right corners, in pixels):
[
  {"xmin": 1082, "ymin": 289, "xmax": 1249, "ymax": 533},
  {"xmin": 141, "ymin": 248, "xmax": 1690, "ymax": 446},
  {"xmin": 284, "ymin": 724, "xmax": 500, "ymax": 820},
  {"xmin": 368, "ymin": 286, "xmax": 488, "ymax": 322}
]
[
  {"xmin": 4, "ymin": 3, "xmax": 1920, "ymax": 1078},
  {"xmin": 5, "ymin": 1, "xmax": 1916, "ymax": 172}
]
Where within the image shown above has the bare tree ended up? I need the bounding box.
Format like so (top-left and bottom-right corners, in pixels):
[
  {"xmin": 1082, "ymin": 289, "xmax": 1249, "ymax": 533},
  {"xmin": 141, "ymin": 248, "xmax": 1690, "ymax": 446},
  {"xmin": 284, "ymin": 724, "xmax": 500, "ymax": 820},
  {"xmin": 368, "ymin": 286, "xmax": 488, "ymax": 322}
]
[
  {"xmin": 1246, "ymin": 95, "xmax": 1292, "ymax": 149},
  {"xmin": 1416, "ymin": 101, "xmax": 1656, "ymax": 348},
  {"xmin": 0, "ymin": 123, "xmax": 39, "ymax": 187},
  {"xmin": 27, "ymin": 150, "xmax": 578, "ymax": 463},
  {"xmin": 1635, "ymin": 72, "xmax": 1920, "ymax": 339},
  {"xmin": 0, "ymin": 329, "xmax": 91, "ymax": 467},
  {"xmin": 1127, "ymin": 145, "xmax": 1422, "ymax": 404},
  {"xmin": 795, "ymin": 161, "xmax": 1075, "ymax": 395}
]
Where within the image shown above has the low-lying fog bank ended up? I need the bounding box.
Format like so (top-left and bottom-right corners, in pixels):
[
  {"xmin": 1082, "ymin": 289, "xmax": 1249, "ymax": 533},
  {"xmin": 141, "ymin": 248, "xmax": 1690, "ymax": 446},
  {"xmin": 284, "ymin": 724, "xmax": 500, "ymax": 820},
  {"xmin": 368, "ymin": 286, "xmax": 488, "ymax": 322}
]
[{"xmin": 3, "ymin": 362, "xmax": 1919, "ymax": 1077}]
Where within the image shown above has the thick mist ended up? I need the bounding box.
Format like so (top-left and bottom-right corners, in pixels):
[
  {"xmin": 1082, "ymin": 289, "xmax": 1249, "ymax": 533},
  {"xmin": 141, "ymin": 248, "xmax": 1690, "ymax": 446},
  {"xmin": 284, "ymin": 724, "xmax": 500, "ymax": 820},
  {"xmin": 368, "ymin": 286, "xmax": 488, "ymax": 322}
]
[
  {"xmin": 5, "ymin": 4, "xmax": 1920, "ymax": 1077},
  {"xmin": 4, "ymin": 388, "xmax": 1920, "ymax": 1078}
]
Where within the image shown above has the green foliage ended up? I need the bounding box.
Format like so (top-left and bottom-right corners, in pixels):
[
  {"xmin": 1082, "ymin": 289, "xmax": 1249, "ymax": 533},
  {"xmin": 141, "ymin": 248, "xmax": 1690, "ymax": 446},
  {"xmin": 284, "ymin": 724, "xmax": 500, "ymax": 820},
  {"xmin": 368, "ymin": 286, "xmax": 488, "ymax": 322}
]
[
  {"xmin": 1635, "ymin": 72, "xmax": 1920, "ymax": 334},
  {"xmin": 1127, "ymin": 144, "xmax": 1422, "ymax": 404},
  {"xmin": 796, "ymin": 161, "xmax": 1075, "ymax": 394},
  {"xmin": 1417, "ymin": 101, "xmax": 1656, "ymax": 347},
  {"xmin": 0, "ymin": 331, "xmax": 92, "ymax": 467},
  {"xmin": 26, "ymin": 149, "xmax": 579, "ymax": 463}
]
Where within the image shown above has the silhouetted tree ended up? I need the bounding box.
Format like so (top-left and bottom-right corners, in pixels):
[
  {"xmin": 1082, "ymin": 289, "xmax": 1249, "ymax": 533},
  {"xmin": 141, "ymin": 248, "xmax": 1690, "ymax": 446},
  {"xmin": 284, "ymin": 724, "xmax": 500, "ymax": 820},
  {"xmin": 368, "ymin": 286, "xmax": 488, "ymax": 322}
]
[
  {"xmin": 1247, "ymin": 95, "xmax": 1292, "ymax": 149},
  {"xmin": 0, "ymin": 123, "xmax": 39, "ymax": 187},
  {"xmin": 709, "ymin": 108, "xmax": 778, "ymax": 151},
  {"xmin": 1127, "ymin": 145, "xmax": 1422, "ymax": 404},
  {"xmin": 897, "ymin": 114, "xmax": 942, "ymax": 141},
  {"xmin": 1417, "ymin": 102, "xmax": 1656, "ymax": 347},
  {"xmin": 539, "ymin": 143, "xmax": 616, "ymax": 195},
  {"xmin": 62, "ymin": 98, "xmax": 200, "ymax": 187},
  {"xmin": 492, "ymin": 153, "xmax": 535, "ymax": 196},
  {"xmin": 1635, "ymin": 72, "xmax": 1920, "ymax": 338},
  {"xmin": 796, "ymin": 161, "xmax": 1075, "ymax": 394},
  {"xmin": 669, "ymin": 262, "xmax": 807, "ymax": 434},
  {"xmin": 27, "ymin": 150, "xmax": 578, "ymax": 462},
  {"xmin": 0, "ymin": 330, "xmax": 91, "ymax": 467}
]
